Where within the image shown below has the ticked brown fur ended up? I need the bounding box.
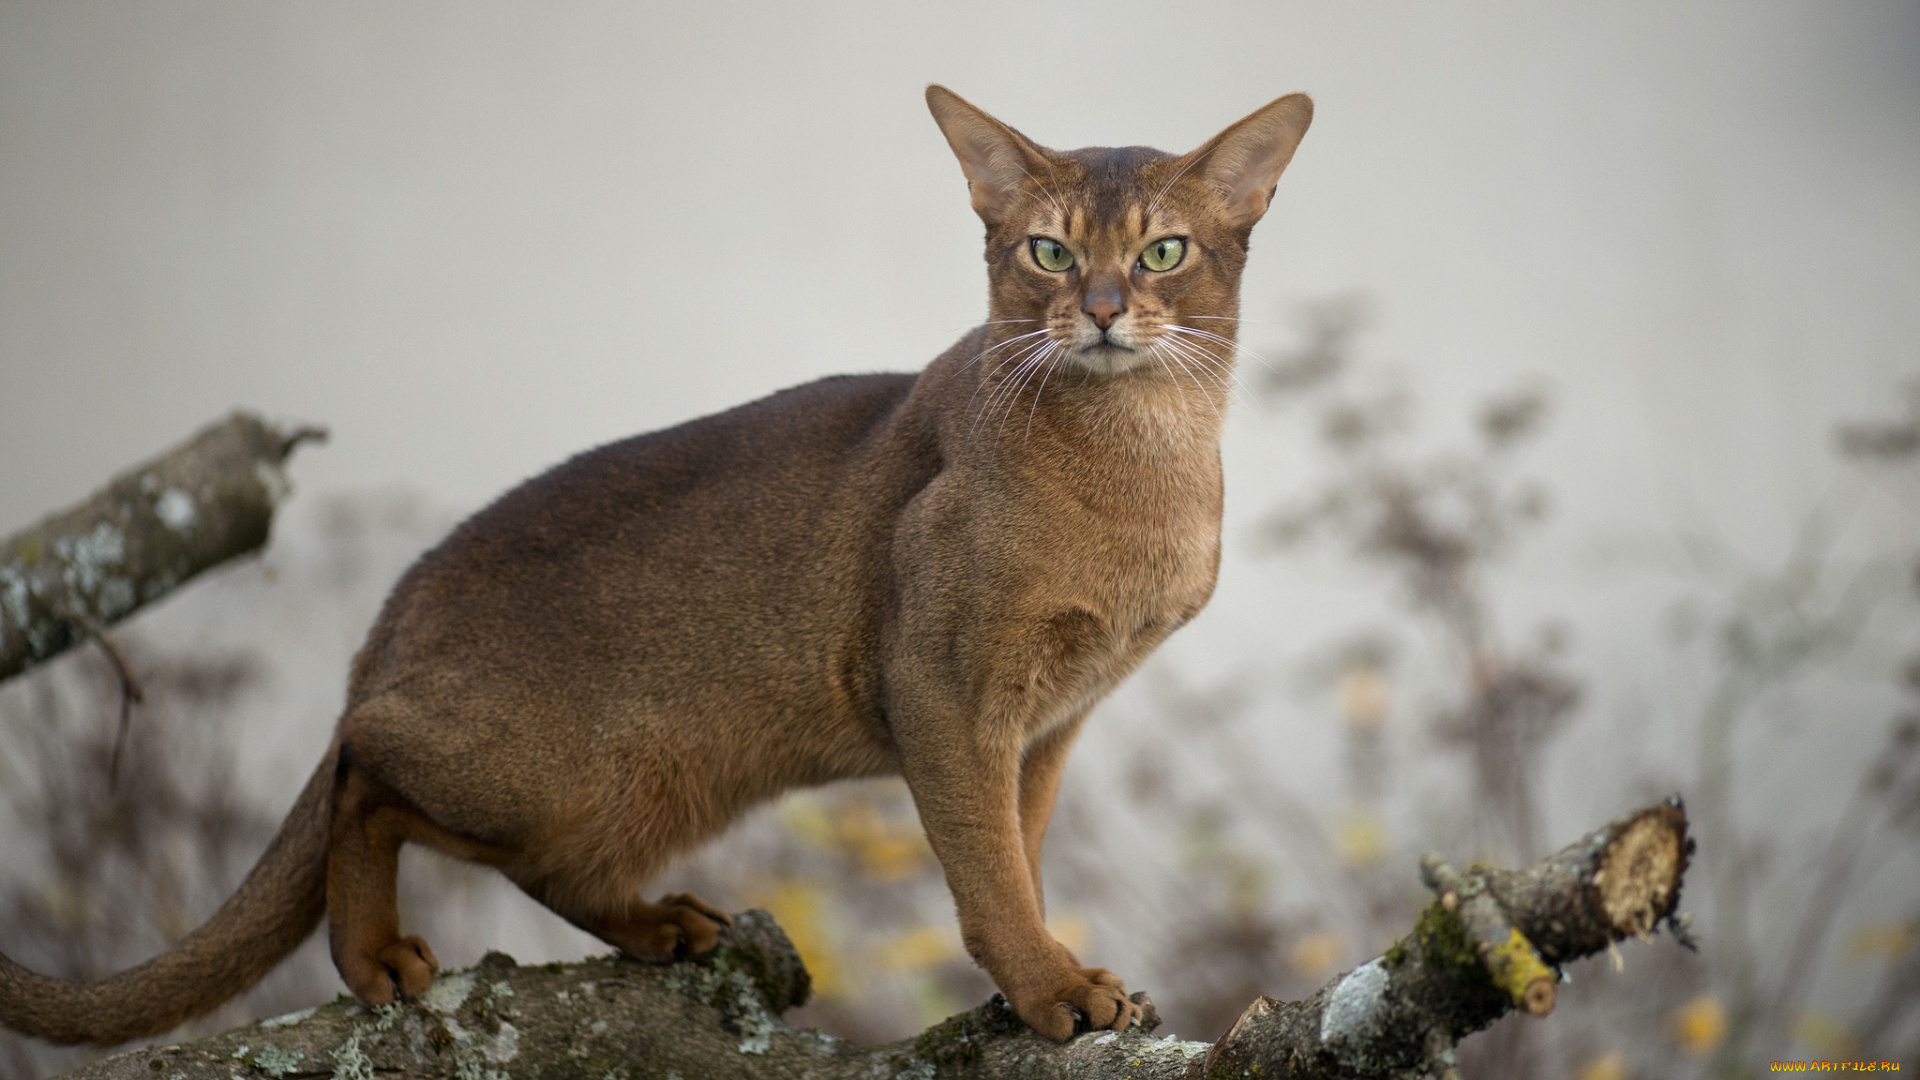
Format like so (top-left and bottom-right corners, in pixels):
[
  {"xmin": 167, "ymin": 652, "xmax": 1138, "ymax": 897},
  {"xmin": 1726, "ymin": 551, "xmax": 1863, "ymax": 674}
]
[{"xmin": 0, "ymin": 85, "xmax": 1311, "ymax": 1045}]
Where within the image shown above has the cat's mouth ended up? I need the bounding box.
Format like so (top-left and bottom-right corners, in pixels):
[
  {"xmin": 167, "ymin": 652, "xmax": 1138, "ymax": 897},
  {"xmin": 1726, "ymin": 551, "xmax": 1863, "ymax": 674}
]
[{"xmin": 1069, "ymin": 339, "xmax": 1155, "ymax": 376}]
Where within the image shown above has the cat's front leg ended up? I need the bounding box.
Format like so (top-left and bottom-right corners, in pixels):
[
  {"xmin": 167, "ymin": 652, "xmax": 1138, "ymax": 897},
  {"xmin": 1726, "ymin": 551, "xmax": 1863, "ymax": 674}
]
[
  {"xmin": 894, "ymin": 708, "xmax": 1140, "ymax": 1041},
  {"xmin": 1017, "ymin": 711, "xmax": 1090, "ymax": 919}
]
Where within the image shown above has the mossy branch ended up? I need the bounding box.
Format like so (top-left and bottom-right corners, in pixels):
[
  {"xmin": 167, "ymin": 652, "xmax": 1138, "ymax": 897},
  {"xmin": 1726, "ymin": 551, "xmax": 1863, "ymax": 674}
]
[
  {"xmin": 51, "ymin": 802, "xmax": 1693, "ymax": 1080},
  {"xmin": 1202, "ymin": 799, "xmax": 1694, "ymax": 1079},
  {"xmin": 0, "ymin": 413, "xmax": 324, "ymax": 685}
]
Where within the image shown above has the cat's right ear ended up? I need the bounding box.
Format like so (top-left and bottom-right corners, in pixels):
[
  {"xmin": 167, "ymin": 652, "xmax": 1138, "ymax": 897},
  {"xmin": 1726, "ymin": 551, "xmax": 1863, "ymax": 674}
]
[{"xmin": 926, "ymin": 86, "xmax": 1053, "ymax": 227}]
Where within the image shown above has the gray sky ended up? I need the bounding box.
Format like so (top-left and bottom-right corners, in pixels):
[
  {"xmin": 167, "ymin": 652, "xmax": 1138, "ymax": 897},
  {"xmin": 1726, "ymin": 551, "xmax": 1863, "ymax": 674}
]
[{"xmin": 3, "ymin": 2, "xmax": 1915, "ymax": 547}]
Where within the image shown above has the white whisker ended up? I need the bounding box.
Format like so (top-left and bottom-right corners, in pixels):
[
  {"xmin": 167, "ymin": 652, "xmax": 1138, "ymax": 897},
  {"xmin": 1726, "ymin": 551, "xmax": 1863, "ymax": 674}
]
[
  {"xmin": 990, "ymin": 340, "xmax": 1059, "ymax": 437},
  {"xmin": 1151, "ymin": 337, "xmax": 1212, "ymax": 401},
  {"xmin": 964, "ymin": 332, "xmax": 1055, "ymax": 423},
  {"xmin": 965, "ymin": 338, "xmax": 1052, "ymax": 427},
  {"xmin": 972, "ymin": 335, "xmax": 1060, "ymax": 435},
  {"xmin": 1156, "ymin": 332, "xmax": 1255, "ymax": 410},
  {"xmin": 961, "ymin": 328, "xmax": 1055, "ymax": 373},
  {"xmin": 1022, "ymin": 342, "xmax": 1067, "ymax": 440},
  {"xmin": 1156, "ymin": 323, "xmax": 1278, "ymax": 376},
  {"xmin": 1149, "ymin": 327, "xmax": 1238, "ymax": 402},
  {"xmin": 1148, "ymin": 342, "xmax": 1194, "ymax": 418}
]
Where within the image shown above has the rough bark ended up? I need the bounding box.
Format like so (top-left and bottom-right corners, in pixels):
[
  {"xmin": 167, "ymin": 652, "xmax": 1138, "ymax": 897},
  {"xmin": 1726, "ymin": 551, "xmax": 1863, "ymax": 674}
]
[
  {"xmin": 0, "ymin": 413, "xmax": 323, "ymax": 684},
  {"xmin": 1203, "ymin": 799, "xmax": 1692, "ymax": 1079},
  {"xmin": 52, "ymin": 802, "xmax": 1693, "ymax": 1080}
]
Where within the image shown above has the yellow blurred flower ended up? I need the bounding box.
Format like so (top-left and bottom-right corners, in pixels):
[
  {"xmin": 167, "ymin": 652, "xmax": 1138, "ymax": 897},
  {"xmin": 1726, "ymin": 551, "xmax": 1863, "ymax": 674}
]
[
  {"xmin": 876, "ymin": 925, "xmax": 962, "ymax": 973},
  {"xmin": 832, "ymin": 800, "xmax": 933, "ymax": 881},
  {"xmin": 857, "ymin": 836, "xmax": 932, "ymax": 882},
  {"xmin": 1575, "ymin": 1050, "xmax": 1627, "ymax": 1080},
  {"xmin": 778, "ymin": 794, "xmax": 837, "ymax": 849},
  {"xmin": 1336, "ymin": 809, "xmax": 1389, "ymax": 867},
  {"xmin": 1794, "ymin": 1013, "xmax": 1859, "ymax": 1060},
  {"xmin": 1846, "ymin": 921, "xmax": 1914, "ymax": 960},
  {"xmin": 830, "ymin": 799, "xmax": 887, "ymax": 848},
  {"xmin": 906, "ymin": 978, "xmax": 966, "ymax": 1027},
  {"xmin": 753, "ymin": 880, "xmax": 845, "ymax": 999},
  {"xmin": 1670, "ymin": 996, "xmax": 1725, "ymax": 1055},
  {"xmin": 1289, "ymin": 932, "xmax": 1342, "ymax": 979}
]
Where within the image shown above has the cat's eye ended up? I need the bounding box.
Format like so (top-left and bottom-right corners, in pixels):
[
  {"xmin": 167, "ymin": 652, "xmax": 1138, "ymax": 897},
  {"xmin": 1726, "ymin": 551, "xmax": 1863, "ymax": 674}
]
[
  {"xmin": 1139, "ymin": 237, "xmax": 1186, "ymax": 272},
  {"xmin": 1030, "ymin": 238, "xmax": 1074, "ymax": 273}
]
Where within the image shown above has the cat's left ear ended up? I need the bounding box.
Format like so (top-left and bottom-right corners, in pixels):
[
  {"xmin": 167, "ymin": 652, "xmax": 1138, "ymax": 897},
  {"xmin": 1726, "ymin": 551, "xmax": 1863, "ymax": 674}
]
[
  {"xmin": 1184, "ymin": 93, "xmax": 1314, "ymax": 230},
  {"xmin": 926, "ymin": 85, "xmax": 1055, "ymax": 227}
]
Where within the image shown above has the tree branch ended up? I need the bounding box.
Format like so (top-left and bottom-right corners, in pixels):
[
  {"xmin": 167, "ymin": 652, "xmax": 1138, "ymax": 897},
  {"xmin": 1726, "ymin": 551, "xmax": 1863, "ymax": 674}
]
[
  {"xmin": 0, "ymin": 413, "xmax": 324, "ymax": 685},
  {"xmin": 53, "ymin": 801, "xmax": 1693, "ymax": 1080}
]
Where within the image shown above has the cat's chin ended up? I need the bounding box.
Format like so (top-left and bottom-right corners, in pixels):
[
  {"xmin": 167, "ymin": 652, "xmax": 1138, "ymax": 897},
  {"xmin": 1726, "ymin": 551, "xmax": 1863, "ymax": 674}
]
[{"xmin": 1067, "ymin": 344, "xmax": 1157, "ymax": 377}]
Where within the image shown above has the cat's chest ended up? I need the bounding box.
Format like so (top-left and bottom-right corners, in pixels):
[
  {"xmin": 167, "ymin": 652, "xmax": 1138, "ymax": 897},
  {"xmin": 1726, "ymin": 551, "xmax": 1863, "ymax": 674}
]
[
  {"xmin": 1083, "ymin": 499, "xmax": 1218, "ymax": 620},
  {"xmin": 1001, "ymin": 497, "xmax": 1219, "ymax": 738},
  {"xmin": 1006, "ymin": 461, "xmax": 1223, "ymax": 625}
]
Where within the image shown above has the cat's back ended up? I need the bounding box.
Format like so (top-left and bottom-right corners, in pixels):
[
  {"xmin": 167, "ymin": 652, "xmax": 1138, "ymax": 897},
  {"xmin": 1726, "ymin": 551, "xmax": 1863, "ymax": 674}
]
[
  {"xmin": 350, "ymin": 371, "xmax": 930, "ymax": 702},
  {"xmin": 484, "ymin": 371, "xmax": 921, "ymax": 537}
]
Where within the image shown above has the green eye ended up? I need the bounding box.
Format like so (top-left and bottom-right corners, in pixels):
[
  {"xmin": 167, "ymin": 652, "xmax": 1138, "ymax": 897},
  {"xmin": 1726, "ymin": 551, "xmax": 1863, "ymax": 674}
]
[
  {"xmin": 1139, "ymin": 237, "xmax": 1186, "ymax": 272},
  {"xmin": 1030, "ymin": 237, "xmax": 1074, "ymax": 272}
]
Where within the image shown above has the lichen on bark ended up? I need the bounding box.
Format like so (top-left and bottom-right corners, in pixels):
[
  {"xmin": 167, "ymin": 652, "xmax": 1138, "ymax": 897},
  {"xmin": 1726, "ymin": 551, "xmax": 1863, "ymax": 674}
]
[
  {"xmin": 0, "ymin": 412, "xmax": 322, "ymax": 685},
  {"xmin": 46, "ymin": 803, "xmax": 1693, "ymax": 1080}
]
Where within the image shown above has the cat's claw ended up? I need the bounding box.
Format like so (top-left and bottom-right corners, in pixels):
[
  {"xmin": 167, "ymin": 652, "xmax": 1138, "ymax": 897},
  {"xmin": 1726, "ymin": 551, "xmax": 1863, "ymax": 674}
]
[
  {"xmin": 658, "ymin": 892, "xmax": 731, "ymax": 956},
  {"xmin": 1013, "ymin": 970, "xmax": 1140, "ymax": 1041},
  {"xmin": 612, "ymin": 892, "xmax": 732, "ymax": 959},
  {"xmin": 345, "ymin": 933, "xmax": 440, "ymax": 1005}
]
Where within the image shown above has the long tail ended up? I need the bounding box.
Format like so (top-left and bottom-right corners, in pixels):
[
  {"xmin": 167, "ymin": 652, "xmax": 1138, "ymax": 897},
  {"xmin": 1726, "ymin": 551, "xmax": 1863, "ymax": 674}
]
[{"xmin": 0, "ymin": 747, "xmax": 335, "ymax": 1045}]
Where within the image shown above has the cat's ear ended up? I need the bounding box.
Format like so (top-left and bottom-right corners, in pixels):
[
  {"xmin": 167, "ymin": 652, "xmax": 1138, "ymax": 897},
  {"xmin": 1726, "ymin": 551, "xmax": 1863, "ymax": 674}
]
[
  {"xmin": 1183, "ymin": 93, "xmax": 1314, "ymax": 230},
  {"xmin": 926, "ymin": 85, "xmax": 1053, "ymax": 227}
]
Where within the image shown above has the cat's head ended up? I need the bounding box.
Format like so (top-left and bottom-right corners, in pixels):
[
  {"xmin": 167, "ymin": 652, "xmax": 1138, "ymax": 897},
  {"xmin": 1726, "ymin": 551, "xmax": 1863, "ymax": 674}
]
[{"xmin": 927, "ymin": 86, "xmax": 1311, "ymax": 379}]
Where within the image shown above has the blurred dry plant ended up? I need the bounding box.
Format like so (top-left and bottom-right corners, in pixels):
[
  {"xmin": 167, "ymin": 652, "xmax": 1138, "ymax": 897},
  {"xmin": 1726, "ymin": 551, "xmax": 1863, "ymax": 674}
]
[
  {"xmin": 1243, "ymin": 313, "xmax": 1920, "ymax": 1077},
  {"xmin": 0, "ymin": 493, "xmax": 486, "ymax": 1080},
  {"xmin": 0, "ymin": 644, "xmax": 337, "ymax": 1078},
  {"xmin": 1252, "ymin": 297, "xmax": 1584, "ymax": 1078},
  {"xmin": 1669, "ymin": 379, "xmax": 1920, "ymax": 1074},
  {"xmin": 1256, "ymin": 298, "xmax": 1576, "ymax": 873}
]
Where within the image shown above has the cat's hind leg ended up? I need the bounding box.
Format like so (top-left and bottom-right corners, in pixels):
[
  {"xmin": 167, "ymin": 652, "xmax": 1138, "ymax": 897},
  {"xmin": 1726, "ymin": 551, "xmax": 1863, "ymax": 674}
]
[
  {"xmin": 325, "ymin": 761, "xmax": 440, "ymax": 1004},
  {"xmin": 510, "ymin": 872, "xmax": 731, "ymax": 959},
  {"xmin": 601, "ymin": 893, "xmax": 733, "ymax": 958}
]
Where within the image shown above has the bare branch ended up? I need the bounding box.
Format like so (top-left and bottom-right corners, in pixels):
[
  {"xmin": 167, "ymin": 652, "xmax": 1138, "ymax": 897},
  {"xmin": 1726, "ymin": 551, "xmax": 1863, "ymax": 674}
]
[
  {"xmin": 51, "ymin": 802, "xmax": 1693, "ymax": 1080},
  {"xmin": 0, "ymin": 414, "xmax": 324, "ymax": 685}
]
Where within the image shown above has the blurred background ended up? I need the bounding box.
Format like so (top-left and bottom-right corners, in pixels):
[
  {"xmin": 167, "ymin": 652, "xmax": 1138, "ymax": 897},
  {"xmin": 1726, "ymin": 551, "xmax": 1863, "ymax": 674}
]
[{"xmin": 2, "ymin": 2, "xmax": 1916, "ymax": 1076}]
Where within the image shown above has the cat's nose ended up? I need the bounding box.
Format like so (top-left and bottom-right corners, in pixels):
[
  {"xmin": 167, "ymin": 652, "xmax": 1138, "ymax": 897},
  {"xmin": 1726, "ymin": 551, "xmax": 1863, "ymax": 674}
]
[{"xmin": 1082, "ymin": 286, "xmax": 1126, "ymax": 330}]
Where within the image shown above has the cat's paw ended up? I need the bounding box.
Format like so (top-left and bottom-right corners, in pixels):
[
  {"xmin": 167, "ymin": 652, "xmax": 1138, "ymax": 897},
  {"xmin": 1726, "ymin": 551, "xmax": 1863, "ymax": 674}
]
[
  {"xmin": 343, "ymin": 933, "xmax": 441, "ymax": 1004},
  {"xmin": 656, "ymin": 892, "xmax": 732, "ymax": 955},
  {"xmin": 378, "ymin": 934, "xmax": 441, "ymax": 998},
  {"xmin": 1012, "ymin": 969, "xmax": 1141, "ymax": 1042},
  {"xmin": 614, "ymin": 893, "xmax": 733, "ymax": 959},
  {"xmin": 1079, "ymin": 965, "xmax": 1127, "ymax": 992}
]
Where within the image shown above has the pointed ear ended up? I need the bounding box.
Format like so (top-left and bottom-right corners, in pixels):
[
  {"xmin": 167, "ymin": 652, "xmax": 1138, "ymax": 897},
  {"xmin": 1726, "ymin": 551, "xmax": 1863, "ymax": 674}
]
[
  {"xmin": 1183, "ymin": 93, "xmax": 1314, "ymax": 230},
  {"xmin": 925, "ymin": 85, "xmax": 1053, "ymax": 226}
]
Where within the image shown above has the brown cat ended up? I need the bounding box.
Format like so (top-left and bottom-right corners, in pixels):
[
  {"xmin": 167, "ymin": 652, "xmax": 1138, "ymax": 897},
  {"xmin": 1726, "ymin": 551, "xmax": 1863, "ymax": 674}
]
[{"xmin": 0, "ymin": 84, "xmax": 1311, "ymax": 1045}]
